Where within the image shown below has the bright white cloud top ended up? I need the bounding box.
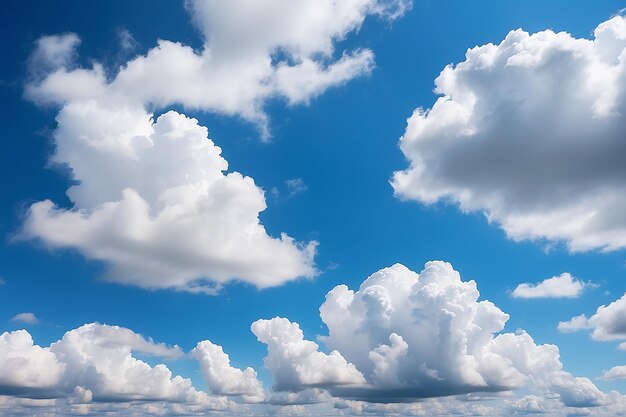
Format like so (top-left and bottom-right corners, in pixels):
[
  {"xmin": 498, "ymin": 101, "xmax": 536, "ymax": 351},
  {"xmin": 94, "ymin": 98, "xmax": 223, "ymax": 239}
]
[
  {"xmin": 193, "ymin": 340, "xmax": 265, "ymax": 402},
  {"xmin": 393, "ymin": 15, "xmax": 626, "ymax": 252},
  {"xmin": 512, "ymin": 273, "xmax": 589, "ymax": 299}
]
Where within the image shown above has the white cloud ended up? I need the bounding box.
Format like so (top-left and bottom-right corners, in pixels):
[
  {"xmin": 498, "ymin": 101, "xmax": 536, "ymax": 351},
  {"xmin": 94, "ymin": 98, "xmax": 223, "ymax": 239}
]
[
  {"xmin": 251, "ymin": 317, "xmax": 366, "ymax": 391},
  {"xmin": 0, "ymin": 322, "xmax": 229, "ymax": 411},
  {"xmin": 512, "ymin": 273, "xmax": 589, "ymax": 299},
  {"xmin": 131, "ymin": 261, "xmax": 609, "ymax": 409},
  {"xmin": 557, "ymin": 314, "xmax": 591, "ymax": 334},
  {"xmin": 265, "ymin": 388, "xmax": 331, "ymax": 406},
  {"xmin": 27, "ymin": 33, "xmax": 80, "ymax": 78},
  {"xmin": 26, "ymin": 0, "xmax": 411, "ymax": 134},
  {"xmin": 392, "ymin": 15, "xmax": 626, "ymax": 252},
  {"xmin": 510, "ymin": 395, "xmax": 548, "ymax": 414},
  {"xmin": 601, "ymin": 365, "xmax": 626, "ymax": 380},
  {"xmin": 193, "ymin": 340, "xmax": 265, "ymax": 402},
  {"xmin": 56, "ymin": 322, "xmax": 185, "ymax": 360},
  {"xmin": 285, "ymin": 178, "xmax": 307, "ymax": 198},
  {"xmin": 10, "ymin": 313, "xmax": 39, "ymax": 325},
  {"xmin": 317, "ymin": 262, "xmax": 604, "ymax": 407},
  {"xmin": 557, "ymin": 293, "xmax": 626, "ymax": 394},
  {"xmin": 49, "ymin": 323, "xmax": 211, "ymax": 403},
  {"xmin": 0, "ymin": 330, "xmax": 65, "ymax": 393},
  {"xmin": 22, "ymin": 108, "xmax": 317, "ymax": 293},
  {"xmin": 558, "ymin": 292, "xmax": 626, "ymax": 341}
]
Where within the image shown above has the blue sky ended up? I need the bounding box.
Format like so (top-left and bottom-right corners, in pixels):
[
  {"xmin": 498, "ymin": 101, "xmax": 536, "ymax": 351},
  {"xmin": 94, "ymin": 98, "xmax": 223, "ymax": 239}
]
[{"xmin": 2, "ymin": 1, "xmax": 626, "ymax": 416}]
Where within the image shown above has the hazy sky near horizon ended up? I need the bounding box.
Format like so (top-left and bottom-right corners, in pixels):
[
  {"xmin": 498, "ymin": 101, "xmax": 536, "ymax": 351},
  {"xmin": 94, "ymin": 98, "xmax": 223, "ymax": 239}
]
[{"xmin": 2, "ymin": 1, "xmax": 626, "ymax": 416}]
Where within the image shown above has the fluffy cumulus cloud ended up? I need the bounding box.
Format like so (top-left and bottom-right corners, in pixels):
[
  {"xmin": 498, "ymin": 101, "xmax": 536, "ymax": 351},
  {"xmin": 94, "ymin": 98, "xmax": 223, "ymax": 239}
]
[
  {"xmin": 392, "ymin": 15, "xmax": 626, "ymax": 252},
  {"xmin": 601, "ymin": 365, "xmax": 626, "ymax": 380},
  {"xmin": 193, "ymin": 340, "xmax": 265, "ymax": 402},
  {"xmin": 22, "ymin": 108, "xmax": 316, "ymax": 293},
  {"xmin": 0, "ymin": 330, "xmax": 65, "ymax": 395},
  {"xmin": 26, "ymin": 0, "xmax": 411, "ymax": 133},
  {"xmin": 559, "ymin": 291, "xmax": 626, "ymax": 384},
  {"xmin": 512, "ymin": 273, "xmax": 590, "ymax": 299},
  {"xmin": 315, "ymin": 261, "xmax": 604, "ymax": 407},
  {"xmin": 558, "ymin": 292, "xmax": 626, "ymax": 341},
  {"xmin": 0, "ymin": 323, "xmax": 230, "ymax": 412},
  {"xmin": 251, "ymin": 317, "xmax": 366, "ymax": 391}
]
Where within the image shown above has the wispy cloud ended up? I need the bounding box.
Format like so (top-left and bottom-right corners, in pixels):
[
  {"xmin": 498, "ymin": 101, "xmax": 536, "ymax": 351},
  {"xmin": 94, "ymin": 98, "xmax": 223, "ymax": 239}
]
[{"xmin": 11, "ymin": 312, "xmax": 39, "ymax": 325}]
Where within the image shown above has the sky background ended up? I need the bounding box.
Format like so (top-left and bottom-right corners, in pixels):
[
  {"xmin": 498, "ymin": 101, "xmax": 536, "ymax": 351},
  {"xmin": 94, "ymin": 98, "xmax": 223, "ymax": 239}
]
[{"xmin": 2, "ymin": 1, "xmax": 626, "ymax": 415}]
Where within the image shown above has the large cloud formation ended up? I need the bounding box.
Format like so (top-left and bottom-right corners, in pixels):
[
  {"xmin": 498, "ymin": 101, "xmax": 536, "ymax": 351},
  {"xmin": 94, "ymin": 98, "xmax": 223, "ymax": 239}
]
[
  {"xmin": 215, "ymin": 262, "xmax": 607, "ymax": 409},
  {"xmin": 5, "ymin": 262, "xmax": 626, "ymax": 416},
  {"xmin": 21, "ymin": 0, "xmax": 412, "ymax": 292},
  {"xmin": 392, "ymin": 15, "xmax": 626, "ymax": 252}
]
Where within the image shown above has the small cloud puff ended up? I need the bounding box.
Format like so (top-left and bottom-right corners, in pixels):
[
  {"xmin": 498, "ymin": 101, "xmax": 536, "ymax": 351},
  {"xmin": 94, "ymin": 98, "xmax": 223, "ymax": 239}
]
[
  {"xmin": 11, "ymin": 313, "xmax": 39, "ymax": 325},
  {"xmin": 512, "ymin": 273, "xmax": 591, "ymax": 299}
]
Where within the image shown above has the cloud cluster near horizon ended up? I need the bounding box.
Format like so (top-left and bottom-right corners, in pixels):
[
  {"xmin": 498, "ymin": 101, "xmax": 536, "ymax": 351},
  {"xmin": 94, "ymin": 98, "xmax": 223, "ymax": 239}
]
[
  {"xmin": 0, "ymin": 323, "xmax": 230, "ymax": 414},
  {"xmin": 3, "ymin": 261, "xmax": 619, "ymax": 416}
]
